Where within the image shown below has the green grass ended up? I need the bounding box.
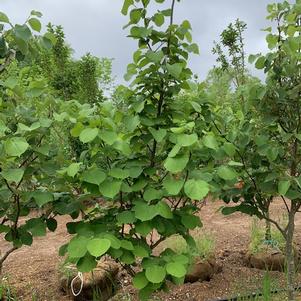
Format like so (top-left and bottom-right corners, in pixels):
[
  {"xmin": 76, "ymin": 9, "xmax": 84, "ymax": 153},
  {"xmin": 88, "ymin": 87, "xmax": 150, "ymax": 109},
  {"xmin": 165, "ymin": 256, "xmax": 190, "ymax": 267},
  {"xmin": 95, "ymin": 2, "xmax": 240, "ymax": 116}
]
[
  {"xmin": 0, "ymin": 277, "xmax": 18, "ymax": 301},
  {"xmin": 249, "ymin": 218, "xmax": 285, "ymax": 254},
  {"xmin": 161, "ymin": 231, "xmax": 215, "ymax": 260}
]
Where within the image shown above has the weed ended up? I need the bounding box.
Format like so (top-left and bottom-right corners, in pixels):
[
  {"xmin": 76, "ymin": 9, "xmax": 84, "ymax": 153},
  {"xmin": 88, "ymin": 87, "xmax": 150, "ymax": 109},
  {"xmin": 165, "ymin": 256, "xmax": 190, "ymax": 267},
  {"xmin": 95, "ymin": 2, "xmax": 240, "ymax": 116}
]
[
  {"xmin": 0, "ymin": 277, "xmax": 18, "ymax": 301},
  {"xmin": 249, "ymin": 218, "xmax": 285, "ymax": 254},
  {"xmin": 161, "ymin": 231, "xmax": 215, "ymax": 260}
]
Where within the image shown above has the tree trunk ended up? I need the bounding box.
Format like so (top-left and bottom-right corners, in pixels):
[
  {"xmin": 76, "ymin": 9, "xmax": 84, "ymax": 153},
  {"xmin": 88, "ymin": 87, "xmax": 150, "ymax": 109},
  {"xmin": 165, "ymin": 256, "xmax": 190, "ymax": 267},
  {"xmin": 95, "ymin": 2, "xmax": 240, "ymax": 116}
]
[
  {"xmin": 265, "ymin": 198, "xmax": 272, "ymax": 241},
  {"xmin": 286, "ymin": 210, "xmax": 296, "ymax": 301},
  {"xmin": 265, "ymin": 212, "xmax": 272, "ymax": 241}
]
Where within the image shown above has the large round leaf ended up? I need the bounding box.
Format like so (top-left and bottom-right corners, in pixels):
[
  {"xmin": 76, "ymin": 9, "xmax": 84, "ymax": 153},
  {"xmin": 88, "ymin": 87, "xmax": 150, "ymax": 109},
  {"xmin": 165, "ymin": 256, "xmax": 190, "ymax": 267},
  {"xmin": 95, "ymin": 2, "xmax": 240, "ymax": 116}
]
[
  {"xmin": 82, "ymin": 168, "xmax": 106, "ymax": 185},
  {"xmin": 164, "ymin": 154, "xmax": 189, "ymax": 173},
  {"xmin": 79, "ymin": 128, "xmax": 99, "ymax": 143},
  {"xmin": 163, "ymin": 176, "xmax": 184, "ymax": 195},
  {"xmin": 184, "ymin": 179, "xmax": 209, "ymax": 200},
  {"xmin": 1, "ymin": 169, "xmax": 24, "ymax": 183},
  {"xmin": 177, "ymin": 133, "xmax": 198, "ymax": 147},
  {"xmin": 217, "ymin": 166, "xmax": 237, "ymax": 181},
  {"xmin": 133, "ymin": 272, "xmax": 149, "ymax": 289},
  {"xmin": 4, "ymin": 137, "xmax": 29, "ymax": 157},
  {"xmin": 99, "ymin": 179, "xmax": 122, "ymax": 199},
  {"xmin": 67, "ymin": 236, "xmax": 88, "ymax": 258},
  {"xmin": 87, "ymin": 238, "xmax": 111, "ymax": 257},
  {"xmin": 77, "ymin": 254, "xmax": 97, "ymax": 273},
  {"xmin": 145, "ymin": 266, "xmax": 166, "ymax": 284},
  {"xmin": 166, "ymin": 262, "xmax": 187, "ymax": 278}
]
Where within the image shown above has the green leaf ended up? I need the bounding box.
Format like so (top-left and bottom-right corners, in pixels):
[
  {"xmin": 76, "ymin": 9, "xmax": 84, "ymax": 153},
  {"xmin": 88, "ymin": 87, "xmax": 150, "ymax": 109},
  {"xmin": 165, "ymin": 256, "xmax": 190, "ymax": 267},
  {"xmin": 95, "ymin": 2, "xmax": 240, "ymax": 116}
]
[
  {"xmin": 223, "ymin": 143, "xmax": 236, "ymax": 156},
  {"xmin": 124, "ymin": 115, "xmax": 140, "ymax": 132},
  {"xmin": 82, "ymin": 168, "xmax": 106, "ymax": 185},
  {"xmin": 217, "ymin": 166, "xmax": 237, "ymax": 181},
  {"xmin": 156, "ymin": 201, "xmax": 173, "ymax": 219},
  {"xmin": 266, "ymin": 147, "xmax": 278, "ymax": 162},
  {"xmin": 1, "ymin": 169, "xmax": 24, "ymax": 183},
  {"xmin": 167, "ymin": 63, "xmax": 183, "ymax": 79},
  {"xmin": 130, "ymin": 9, "xmax": 142, "ymax": 24},
  {"xmin": 177, "ymin": 133, "xmax": 198, "ymax": 147},
  {"xmin": 68, "ymin": 236, "xmax": 89, "ymax": 258},
  {"xmin": 203, "ymin": 135, "xmax": 218, "ymax": 150},
  {"xmin": 133, "ymin": 245, "xmax": 149, "ymax": 258},
  {"xmin": 5, "ymin": 137, "xmax": 29, "ymax": 157},
  {"xmin": 77, "ymin": 254, "xmax": 97, "ymax": 273},
  {"xmin": 67, "ymin": 163, "xmax": 81, "ymax": 178},
  {"xmin": 0, "ymin": 12, "xmax": 9, "ymax": 23},
  {"xmin": 145, "ymin": 266, "xmax": 166, "ymax": 284},
  {"xmin": 28, "ymin": 18, "xmax": 41, "ymax": 32},
  {"xmin": 187, "ymin": 43, "xmax": 200, "ymax": 54},
  {"xmin": 99, "ymin": 179, "xmax": 122, "ymax": 199},
  {"xmin": 25, "ymin": 218, "xmax": 46, "ymax": 237},
  {"xmin": 14, "ymin": 24, "xmax": 31, "ymax": 42},
  {"xmin": 181, "ymin": 214, "xmax": 201, "ymax": 229},
  {"xmin": 168, "ymin": 144, "xmax": 181, "ymax": 158},
  {"xmin": 87, "ymin": 238, "xmax": 111, "ymax": 257},
  {"xmin": 143, "ymin": 187, "xmax": 162, "ymax": 201},
  {"xmin": 109, "ymin": 168, "xmax": 130, "ymax": 179},
  {"xmin": 163, "ymin": 176, "xmax": 184, "ymax": 195},
  {"xmin": 103, "ymin": 234, "xmax": 121, "ymax": 249},
  {"xmin": 99, "ymin": 130, "xmax": 118, "ymax": 145},
  {"xmin": 153, "ymin": 13, "xmax": 164, "ymax": 26},
  {"xmin": 278, "ymin": 180, "xmax": 290, "ymax": 196},
  {"xmin": 79, "ymin": 128, "xmax": 99, "ymax": 143},
  {"xmin": 149, "ymin": 128, "xmax": 167, "ymax": 143},
  {"xmin": 117, "ymin": 211, "xmax": 136, "ymax": 224},
  {"xmin": 121, "ymin": 250, "xmax": 135, "ymax": 264},
  {"xmin": 133, "ymin": 272, "xmax": 149, "ymax": 289},
  {"xmin": 122, "ymin": 0, "xmax": 134, "ymax": 15},
  {"xmin": 134, "ymin": 203, "xmax": 157, "ymax": 222},
  {"xmin": 120, "ymin": 240, "xmax": 134, "ymax": 252},
  {"xmin": 184, "ymin": 179, "xmax": 209, "ymax": 200},
  {"xmin": 46, "ymin": 218, "xmax": 57, "ymax": 232},
  {"xmin": 130, "ymin": 26, "xmax": 151, "ymax": 38},
  {"xmin": 135, "ymin": 222, "xmax": 152, "ymax": 237},
  {"xmin": 146, "ymin": 50, "xmax": 164, "ymax": 64},
  {"xmin": 255, "ymin": 56, "xmax": 266, "ymax": 69},
  {"xmin": 166, "ymin": 262, "xmax": 187, "ymax": 278},
  {"xmin": 31, "ymin": 10, "xmax": 43, "ymax": 17},
  {"xmin": 32, "ymin": 191, "xmax": 53, "ymax": 207},
  {"xmin": 222, "ymin": 204, "xmax": 260, "ymax": 217},
  {"xmin": 164, "ymin": 154, "xmax": 189, "ymax": 173}
]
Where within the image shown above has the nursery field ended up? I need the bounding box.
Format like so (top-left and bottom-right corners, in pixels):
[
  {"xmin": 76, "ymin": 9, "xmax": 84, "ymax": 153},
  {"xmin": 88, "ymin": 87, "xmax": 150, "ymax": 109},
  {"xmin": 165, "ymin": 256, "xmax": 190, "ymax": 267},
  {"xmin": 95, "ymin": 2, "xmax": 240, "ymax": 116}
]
[
  {"xmin": 1, "ymin": 199, "xmax": 301, "ymax": 301},
  {"xmin": 2, "ymin": 0, "xmax": 301, "ymax": 300}
]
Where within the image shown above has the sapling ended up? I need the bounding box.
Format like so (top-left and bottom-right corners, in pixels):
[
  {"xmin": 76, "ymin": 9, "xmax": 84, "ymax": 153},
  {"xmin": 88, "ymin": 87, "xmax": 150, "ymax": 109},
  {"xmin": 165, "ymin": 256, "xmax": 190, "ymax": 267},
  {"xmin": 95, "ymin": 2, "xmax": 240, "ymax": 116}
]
[
  {"xmin": 0, "ymin": 11, "xmax": 66, "ymax": 273},
  {"xmin": 58, "ymin": 0, "xmax": 226, "ymax": 299},
  {"xmin": 216, "ymin": 1, "xmax": 301, "ymax": 300}
]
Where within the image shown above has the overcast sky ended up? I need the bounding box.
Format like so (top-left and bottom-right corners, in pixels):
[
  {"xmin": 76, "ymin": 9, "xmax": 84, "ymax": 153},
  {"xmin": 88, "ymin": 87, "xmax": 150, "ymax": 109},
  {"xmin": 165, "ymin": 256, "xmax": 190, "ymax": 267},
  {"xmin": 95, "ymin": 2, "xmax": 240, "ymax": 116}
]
[{"xmin": 1, "ymin": 0, "xmax": 286, "ymax": 83}]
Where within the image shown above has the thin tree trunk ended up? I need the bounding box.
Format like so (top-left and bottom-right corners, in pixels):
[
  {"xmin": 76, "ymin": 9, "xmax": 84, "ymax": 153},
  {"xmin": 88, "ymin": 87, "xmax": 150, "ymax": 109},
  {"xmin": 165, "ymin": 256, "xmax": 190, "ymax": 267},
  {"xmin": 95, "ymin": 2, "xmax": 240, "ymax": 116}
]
[
  {"xmin": 286, "ymin": 210, "xmax": 296, "ymax": 301},
  {"xmin": 265, "ymin": 218, "xmax": 272, "ymax": 241},
  {"xmin": 265, "ymin": 199, "xmax": 272, "ymax": 241}
]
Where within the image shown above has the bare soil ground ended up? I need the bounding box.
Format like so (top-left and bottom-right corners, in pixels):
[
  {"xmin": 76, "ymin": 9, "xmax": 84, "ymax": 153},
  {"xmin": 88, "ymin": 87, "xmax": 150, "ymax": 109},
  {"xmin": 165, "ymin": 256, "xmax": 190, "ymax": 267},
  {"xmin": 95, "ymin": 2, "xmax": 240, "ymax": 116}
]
[{"xmin": 1, "ymin": 199, "xmax": 301, "ymax": 301}]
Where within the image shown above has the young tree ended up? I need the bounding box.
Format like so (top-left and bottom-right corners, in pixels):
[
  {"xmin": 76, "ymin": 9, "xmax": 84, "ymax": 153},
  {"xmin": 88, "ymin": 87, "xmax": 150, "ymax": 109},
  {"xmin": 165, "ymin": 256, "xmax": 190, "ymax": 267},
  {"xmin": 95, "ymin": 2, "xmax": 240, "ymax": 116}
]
[
  {"xmin": 212, "ymin": 19, "xmax": 247, "ymax": 88},
  {"xmin": 216, "ymin": 1, "xmax": 301, "ymax": 300},
  {"xmin": 0, "ymin": 11, "xmax": 67, "ymax": 272},
  {"xmin": 57, "ymin": 0, "xmax": 226, "ymax": 299}
]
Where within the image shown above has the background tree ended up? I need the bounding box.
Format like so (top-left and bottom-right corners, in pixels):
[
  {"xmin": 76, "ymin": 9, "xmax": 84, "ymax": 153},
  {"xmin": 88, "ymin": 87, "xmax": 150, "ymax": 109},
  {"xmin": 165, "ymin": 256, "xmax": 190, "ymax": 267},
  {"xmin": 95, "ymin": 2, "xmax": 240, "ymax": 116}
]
[
  {"xmin": 215, "ymin": 1, "xmax": 301, "ymax": 300},
  {"xmin": 0, "ymin": 11, "xmax": 69, "ymax": 272}
]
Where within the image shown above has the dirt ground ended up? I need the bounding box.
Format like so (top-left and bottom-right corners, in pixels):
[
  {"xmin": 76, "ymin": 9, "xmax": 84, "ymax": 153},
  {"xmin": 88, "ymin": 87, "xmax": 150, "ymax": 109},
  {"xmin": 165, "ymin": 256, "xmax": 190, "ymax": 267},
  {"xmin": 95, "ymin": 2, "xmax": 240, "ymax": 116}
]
[{"xmin": 1, "ymin": 199, "xmax": 301, "ymax": 301}]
